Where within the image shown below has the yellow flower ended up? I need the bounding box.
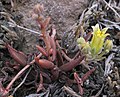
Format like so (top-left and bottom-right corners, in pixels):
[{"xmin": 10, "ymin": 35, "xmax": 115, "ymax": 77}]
[{"xmin": 90, "ymin": 24, "xmax": 109, "ymax": 54}]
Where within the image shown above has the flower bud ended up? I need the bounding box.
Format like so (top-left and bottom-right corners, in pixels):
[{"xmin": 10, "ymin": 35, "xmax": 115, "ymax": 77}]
[
  {"xmin": 33, "ymin": 4, "xmax": 44, "ymax": 14},
  {"xmin": 77, "ymin": 37, "xmax": 91, "ymax": 54},
  {"xmin": 104, "ymin": 39, "xmax": 113, "ymax": 52},
  {"xmin": 77, "ymin": 37, "xmax": 86, "ymax": 44},
  {"xmin": 81, "ymin": 42, "xmax": 91, "ymax": 54}
]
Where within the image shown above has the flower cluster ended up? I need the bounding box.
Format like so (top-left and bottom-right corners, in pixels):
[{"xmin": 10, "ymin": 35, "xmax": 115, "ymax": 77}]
[{"xmin": 77, "ymin": 24, "xmax": 113, "ymax": 60}]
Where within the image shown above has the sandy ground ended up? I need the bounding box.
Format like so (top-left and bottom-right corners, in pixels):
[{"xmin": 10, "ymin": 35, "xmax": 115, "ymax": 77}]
[{"xmin": 15, "ymin": 0, "xmax": 88, "ymax": 53}]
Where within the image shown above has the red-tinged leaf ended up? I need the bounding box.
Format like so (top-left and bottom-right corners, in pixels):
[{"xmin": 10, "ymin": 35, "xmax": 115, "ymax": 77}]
[
  {"xmin": 74, "ymin": 72, "xmax": 83, "ymax": 95},
  {"xmin": 49, "ymin": 37, "xmax": 56, "ymax": 61},
  {"xmin": 59, "ymin": 56, "xmax": 84, "ymax": 72},
  {"xmin": 44, "ymin": 33, "xmax": 51, "ymax": 54},
  {"xmin": 36, "ymin": 45, "xmax": 48, "ymax": 56},
  {"xmin": 35, "ymin": 57, "xmax": 55, "ymax": 69},
  {"xmin": 6, "ymin": 44, "xmax": 27, "ymax": 66},
  {"xmin": 74, "ymin": 72, "xmax": 83, "ymax": 85},
  {"xmin": 82, "ymin": 67, "xmax": 96, "ymax": 82}
]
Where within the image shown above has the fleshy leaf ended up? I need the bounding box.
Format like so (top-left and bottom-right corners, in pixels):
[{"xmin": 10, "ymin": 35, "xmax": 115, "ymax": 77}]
[
  {"xmin": 82, "ymin": 67, "xmax": 96, "ymax": 82},
  {"xmin": 36, "ymin": 45, "xmax": 48, "ymax": 56},
  {"xmin": 6, "ymin": 44, "xmax": 27, "ymax": 66},
  {"xmin": 74, "ymin": 72, "xmax": 83, "ymax": 95},
  {"xmin": 49, "ymin": 37, "xmax": 56, "ymax": 61},
  {"xmin": 35, "ymin": 57, "xmax": 55, "ymax": 69},
  {"xmin": 59, "ymin": 56, "xmax": 84, "ymax": 72}
]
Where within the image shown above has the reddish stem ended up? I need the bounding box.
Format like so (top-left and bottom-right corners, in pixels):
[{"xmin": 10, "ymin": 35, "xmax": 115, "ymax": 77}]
[
  {"xmin": 6, "ymin": 64, "xmax": 30, "ymax": 90},
  {"xmin": 6, "ymin": 53, "xmax": 42, "ymax": 91},
  {"xmin": 37, "ymin": 17, "xmax": 51, "ymax": 55},
  {"xmin": 56, "ymin": 40, "xmax": 72, "ymax": 61}
]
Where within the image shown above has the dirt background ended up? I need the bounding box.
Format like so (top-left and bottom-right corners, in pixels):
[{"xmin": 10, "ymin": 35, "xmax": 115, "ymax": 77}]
[{"xmin": 14, "ymin": 0, "xmax": 89, "ymax": 53}]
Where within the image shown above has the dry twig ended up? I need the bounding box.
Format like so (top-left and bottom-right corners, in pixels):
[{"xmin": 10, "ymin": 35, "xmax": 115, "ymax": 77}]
[
  {"xmin": 102, "ymin": 0, "xmax": 120, "ymax": 18},
  {"xmin": 63, "ymin": 86, "xmax": 81, "ymax": 97}
]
